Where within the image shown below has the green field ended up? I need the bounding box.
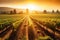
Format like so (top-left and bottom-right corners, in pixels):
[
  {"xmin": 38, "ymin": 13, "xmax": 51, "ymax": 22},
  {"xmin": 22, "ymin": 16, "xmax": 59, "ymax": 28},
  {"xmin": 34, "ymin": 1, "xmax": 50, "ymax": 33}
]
[
  {"xmin": 0, "ymin": 13, "xmax": 60, "ymax": 40},
  {"xmin": 31, "ymin": 14, "xmax": 60, "ymax": 28},
  {"xmin": 0, "ymin": 14, "xmax": 25, "ymax": 29},
  {"xmin": 31, "ymin": 13, "xmax": 60, "ymax": 21},
  {"xmin": 30, "ymin": 13, "xmax": 60, "ymax": 40}
]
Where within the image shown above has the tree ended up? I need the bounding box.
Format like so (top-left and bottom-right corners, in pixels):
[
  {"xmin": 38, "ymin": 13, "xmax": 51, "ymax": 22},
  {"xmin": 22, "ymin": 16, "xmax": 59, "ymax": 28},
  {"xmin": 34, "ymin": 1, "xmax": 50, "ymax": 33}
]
[
  {"xmin": 13, "ymin": 9, "xmax": 16, "ymax": 14},
  {"xmin": 56, "ymin": 10, "xmax": 60, "ymax": 13},
  {"xmin": 26, "ymin": 9, "xmax": 29, "ymax": 14},
  {"xmin": 10, "ymin": 11, "xmax": 13, "ymax": 14},
  {"xmin": 52, "ymin": 10, "xmax": 54, "ymax": 13},
  {"xmin": 43, "ymin": 10, "xmax": 47, "ymax": 13}
]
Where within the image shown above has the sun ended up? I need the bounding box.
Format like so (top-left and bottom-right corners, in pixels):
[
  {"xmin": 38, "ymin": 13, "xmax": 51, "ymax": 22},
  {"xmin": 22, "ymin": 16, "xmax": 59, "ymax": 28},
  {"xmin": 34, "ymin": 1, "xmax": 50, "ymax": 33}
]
[{"xmin": 25, "ymin": 4, "xmax": 37, "ymax": 10}]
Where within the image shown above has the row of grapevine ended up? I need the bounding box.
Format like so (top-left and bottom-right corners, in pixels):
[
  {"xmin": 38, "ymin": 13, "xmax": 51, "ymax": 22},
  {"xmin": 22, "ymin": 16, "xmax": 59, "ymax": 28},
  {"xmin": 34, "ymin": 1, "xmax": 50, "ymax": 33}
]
[
  {"xmin": 0, "ymin": 14, "xmax": 25, "ymax": 33},
  {"xmin": 30, "ymin": 14, "xmax": 60, "ymax": 40}
]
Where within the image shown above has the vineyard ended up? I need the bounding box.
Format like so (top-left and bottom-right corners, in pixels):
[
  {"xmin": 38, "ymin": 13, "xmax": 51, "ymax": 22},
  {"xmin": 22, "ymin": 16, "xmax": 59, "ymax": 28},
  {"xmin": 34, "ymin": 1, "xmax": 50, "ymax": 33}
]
[
  {"xmin": 0, "ymin": 13, "xmax": 60, "ymax": 40},
  {"xmin": 0, "ymin": 14, "xmax": 25, "ymax": 29},
  {"xmin": 0, "ymin": 14, "xmax": 25, "ymax": 40},
  {"xmin": 30, "ymin": 14, "xmax": 60, "ymax": 40}
]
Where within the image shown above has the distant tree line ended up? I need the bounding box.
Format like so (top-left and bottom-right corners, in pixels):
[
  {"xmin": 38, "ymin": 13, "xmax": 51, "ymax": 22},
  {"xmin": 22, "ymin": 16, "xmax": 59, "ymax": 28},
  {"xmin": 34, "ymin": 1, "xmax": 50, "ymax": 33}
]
[
  {"xmin": 43, "ymin": 10, "xmax": 60, "ymax": 14},
  {"xmin": 10, "ymin": 9, "xmax": 17, "ymax": 14},
  {"xmin": 0, "ymin": 9, "xmax": 60, "ymax": 14},
  {"xmin": 0, "ymin": 9, "xmax": 24, "ymax": 14},
  {"xmin": 0, "ymin": 9, "xmax": 17, "ymax": 14}
]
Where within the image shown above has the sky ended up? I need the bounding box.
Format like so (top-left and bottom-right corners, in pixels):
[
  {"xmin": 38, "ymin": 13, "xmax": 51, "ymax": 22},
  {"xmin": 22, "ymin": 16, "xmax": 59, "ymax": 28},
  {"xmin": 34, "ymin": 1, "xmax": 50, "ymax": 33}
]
[{"xmin": 0, "ymin": 0, "xmax": 60, "ymax": 11}]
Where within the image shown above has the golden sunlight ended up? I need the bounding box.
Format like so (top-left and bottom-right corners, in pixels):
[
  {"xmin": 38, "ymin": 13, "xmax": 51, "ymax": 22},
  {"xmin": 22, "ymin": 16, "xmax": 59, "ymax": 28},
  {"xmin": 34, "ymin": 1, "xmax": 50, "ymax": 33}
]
[
  {"xmin": 13, "ymin": 4, "xmax": 41, "ymax": 11},
  {"xmin": 22, "ymin": 4, "xmax": 38, "ymax": 10}
]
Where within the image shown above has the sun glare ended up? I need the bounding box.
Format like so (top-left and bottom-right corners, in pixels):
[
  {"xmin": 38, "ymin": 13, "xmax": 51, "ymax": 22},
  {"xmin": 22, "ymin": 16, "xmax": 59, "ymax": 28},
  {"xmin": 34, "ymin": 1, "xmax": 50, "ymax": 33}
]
[
  {"xmin": 22, "ymin": 4, "xmax": 38, "ymax": 10},
  {"xmin": 10, "ymin": 3, "xmax": 44, "ymax": 11},
  {"xmin": 25, "ymin": 4, "xmax": 37, "ymax": 10},
  {"xmin": 12, "ymin": 4, "xmax": 40, "ymax": 11}
]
